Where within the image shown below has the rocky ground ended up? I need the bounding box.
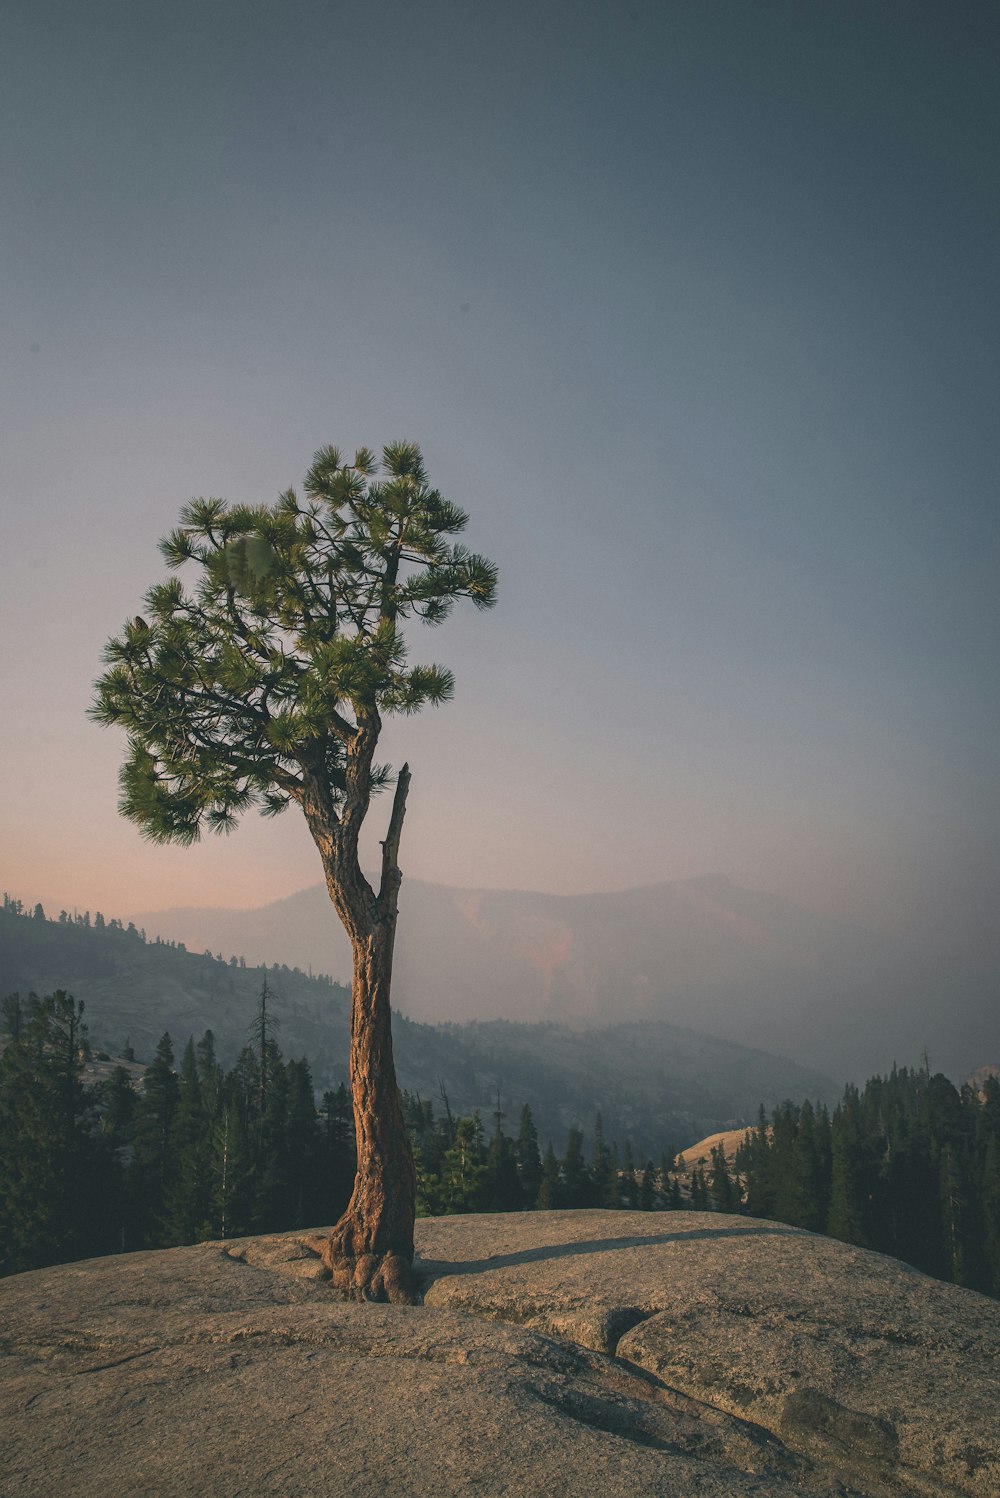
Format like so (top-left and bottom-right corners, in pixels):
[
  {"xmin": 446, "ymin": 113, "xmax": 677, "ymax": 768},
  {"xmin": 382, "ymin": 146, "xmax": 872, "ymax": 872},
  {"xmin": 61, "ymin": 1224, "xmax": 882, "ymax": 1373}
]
[{"xmin": 2, "ymin": 1211, "xmax": 998, "ymax": 1496}]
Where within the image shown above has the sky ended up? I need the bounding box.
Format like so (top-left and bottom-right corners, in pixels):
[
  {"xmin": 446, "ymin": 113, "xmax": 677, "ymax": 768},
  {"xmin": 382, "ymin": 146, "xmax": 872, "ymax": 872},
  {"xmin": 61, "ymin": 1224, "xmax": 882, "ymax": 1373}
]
[{"xmin": 2, "ymin": 0, "xmax": 998, "ymax": 973}]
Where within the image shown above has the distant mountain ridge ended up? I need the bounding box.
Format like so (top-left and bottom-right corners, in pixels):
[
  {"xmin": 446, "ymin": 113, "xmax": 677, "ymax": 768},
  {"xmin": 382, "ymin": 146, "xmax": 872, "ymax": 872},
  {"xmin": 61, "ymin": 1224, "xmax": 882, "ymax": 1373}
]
[
  {"xmin": 0, "ymin": 903, "xmax": 837, "ymax": 1156},
  {"xmin": 133, "ymin": 871, "xmax": 986, "ymax": 1081}
]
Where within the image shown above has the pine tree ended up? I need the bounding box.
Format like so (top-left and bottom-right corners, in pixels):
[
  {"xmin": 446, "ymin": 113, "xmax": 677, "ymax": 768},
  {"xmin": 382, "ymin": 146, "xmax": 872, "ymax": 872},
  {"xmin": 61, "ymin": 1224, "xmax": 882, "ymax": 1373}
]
[
  {"xmin": 207, "ymin": 1098, "xmax": 255, "ymax": 1241},
  {"xmin": 981, "ymin": 1134, "xmax": 1000, "ymax": 1296},
  {"xmin": 284, "ymin": 1058, "xmax": 326, "ymax": 1228},
  {"xmin": 0, "ymin": 992, "xmax": 117, "ymax": 1273},
  {"xmin": 620, "ymin": 1139, "xmax": 638, "ymax": 1210},
  {"xmin": 536, "ymin": 1144, "xmax": 563, "ymax": 1210},
  {"xmin": 442, "ymin": 1114, "xmax": 488, "ymax": 1214},
  {"xmin": 129, "ymin": 1032, "xmax": 179, "ymax": 1245},
  {"xmin": 1, "ymin": 992, "xmax": 25, "ymax": 1041},
  {"xmin": 604, "ymin": 1143, "xmax": 622, "ymax": 1209},
  {"xmin": 709, "ymin": 1142, "xmax": 736, "ymax": 1213},
  {"xmin": 826, "ymin": 1089, "xmax": 872, "ymax": 1246},
  {"xmin": 323, "ymin": 1083, "xmax": 357, "ymax": 1219},
  {"xmin": 689, "ymin": 1164, "xmax": 709, "ymax": 1210},
  {"xmin": 91, "ymin": 441, "xmax": 497, "ymax": 1301},
  {"xmin": 96, "ymin": 1065, "xmax": 138, "ymax": 1136},
  {"xmin": 562, "ymin": 1128, "xmax": 590, "ymax": 1208},
  {"xmin": 162, "ymin": 1037, "xmax": 212, "ymax": 1244},
  {"xmin": 514, "ymin": 1104, "xmax": 543, "ymax": 1208},
  {"xmin": 485, "ymin": 1092, "xmax": 522, "ymax": 1212},
  {"xmin": 591, "ymin": 1113, "xmax": 612, "ymax": 1206}
]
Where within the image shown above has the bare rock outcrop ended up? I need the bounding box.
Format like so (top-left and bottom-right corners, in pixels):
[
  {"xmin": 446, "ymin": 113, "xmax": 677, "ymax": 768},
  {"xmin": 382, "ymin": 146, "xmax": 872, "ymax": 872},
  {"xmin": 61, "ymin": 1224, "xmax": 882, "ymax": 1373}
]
[{"xmin": 2, "ymin": 1211, "xmax": 998, "ymax": 1496}]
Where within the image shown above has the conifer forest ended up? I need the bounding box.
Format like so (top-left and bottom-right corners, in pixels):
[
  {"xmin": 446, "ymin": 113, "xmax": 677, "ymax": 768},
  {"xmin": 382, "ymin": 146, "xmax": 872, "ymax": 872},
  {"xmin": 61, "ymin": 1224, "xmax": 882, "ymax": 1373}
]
[{"xmin": 2, "ymin": 975, "xmax": 998, "ymax": 1299}]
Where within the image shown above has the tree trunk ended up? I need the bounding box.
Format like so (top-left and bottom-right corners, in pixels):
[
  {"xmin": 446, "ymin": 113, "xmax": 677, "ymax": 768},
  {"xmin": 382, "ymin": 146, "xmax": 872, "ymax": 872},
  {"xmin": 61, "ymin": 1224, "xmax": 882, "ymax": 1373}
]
[
  {"xmin": 319, "ymin": 923, "xmax": 416, "ymax": 1302},
  {"xmin": 304, "ymin": 762, "xmax": 417, "ymax": 1304}
]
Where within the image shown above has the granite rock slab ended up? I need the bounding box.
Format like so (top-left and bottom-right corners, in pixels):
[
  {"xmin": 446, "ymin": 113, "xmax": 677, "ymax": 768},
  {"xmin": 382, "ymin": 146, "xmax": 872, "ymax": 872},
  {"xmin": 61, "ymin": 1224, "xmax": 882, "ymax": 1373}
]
[{"xmin": 2, "ymin": 1210, "xmax": 998, "ymax": 1497}]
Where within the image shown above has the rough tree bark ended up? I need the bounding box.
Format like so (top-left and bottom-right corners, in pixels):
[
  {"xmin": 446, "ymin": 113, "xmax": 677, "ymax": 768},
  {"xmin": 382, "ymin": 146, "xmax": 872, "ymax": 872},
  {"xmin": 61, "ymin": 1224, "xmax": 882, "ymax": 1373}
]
[{"xmin": 303, "ymin": 758, "xmax": 417, "ymax": 1303}]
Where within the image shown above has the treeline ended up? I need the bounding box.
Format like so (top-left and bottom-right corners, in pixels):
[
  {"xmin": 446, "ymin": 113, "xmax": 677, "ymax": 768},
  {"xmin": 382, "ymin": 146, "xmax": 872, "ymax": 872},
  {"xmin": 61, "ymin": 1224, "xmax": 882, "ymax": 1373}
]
[
  {"xmin": 404, "ymin": 1094, "xmax": 674, "ymax": 1216},
  {"xmin": 3, "ymin": 987, "xmax": 999, "ymax": 1305},
  {"xmin": 0, "ymin": 988, "xmax": 672, "ymax": 1276},
  {"xmin": 0, "ymin": 990, "xmax": 354, "ymax": 1276},
  {"xmin": 0, "ymin": 890, "xmax": 340, "ymax": 987},
  {"xmin": 728, "ymin": 1064, "xmax": 1000, "ymax": 1296}
]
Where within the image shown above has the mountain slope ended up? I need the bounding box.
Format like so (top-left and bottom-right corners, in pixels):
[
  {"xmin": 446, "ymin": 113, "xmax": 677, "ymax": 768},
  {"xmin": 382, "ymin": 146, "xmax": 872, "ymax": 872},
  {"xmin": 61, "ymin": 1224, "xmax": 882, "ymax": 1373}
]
[
  {"xmin": 0, "ymin": 906, "xmax": 837, "ymax": 1155},
  {"xmin": 132, "ymin": 872, "xmax": 978, "ymax": 1080}
]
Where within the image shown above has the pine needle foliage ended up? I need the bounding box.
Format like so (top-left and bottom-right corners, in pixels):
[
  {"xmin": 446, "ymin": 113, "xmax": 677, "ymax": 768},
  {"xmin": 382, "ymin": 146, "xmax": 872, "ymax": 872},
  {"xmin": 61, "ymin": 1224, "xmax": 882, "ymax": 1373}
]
[{"xmin": 91, "ymin": 443, "xmax": 498, "ymax": 846}]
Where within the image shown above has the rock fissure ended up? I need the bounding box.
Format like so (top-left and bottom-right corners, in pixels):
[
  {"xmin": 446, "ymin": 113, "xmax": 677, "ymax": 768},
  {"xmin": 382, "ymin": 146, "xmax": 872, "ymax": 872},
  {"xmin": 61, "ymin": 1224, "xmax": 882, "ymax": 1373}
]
[{"xmin": 73, "ymin": 1346, "xmax": 160, "ymax": 1376}]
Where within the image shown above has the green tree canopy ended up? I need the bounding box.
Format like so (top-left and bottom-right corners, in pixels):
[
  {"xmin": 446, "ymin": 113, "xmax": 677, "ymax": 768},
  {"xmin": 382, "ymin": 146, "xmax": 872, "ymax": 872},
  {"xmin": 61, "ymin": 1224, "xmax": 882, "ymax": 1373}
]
[{"xmin": 91, "ymin": 442, "xmax": 496, "ymax": 845}]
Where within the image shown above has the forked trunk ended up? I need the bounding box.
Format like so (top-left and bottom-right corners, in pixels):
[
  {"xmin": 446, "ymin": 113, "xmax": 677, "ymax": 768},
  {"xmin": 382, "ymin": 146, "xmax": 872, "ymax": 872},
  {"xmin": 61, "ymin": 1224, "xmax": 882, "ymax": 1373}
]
[
  {"xmin": 320, "ymin": 922, "xmax": 416, "ymax": 1302},
  {"xmin": 300, "ymin": 754, "xmax": 416, "ymax": 1302}
]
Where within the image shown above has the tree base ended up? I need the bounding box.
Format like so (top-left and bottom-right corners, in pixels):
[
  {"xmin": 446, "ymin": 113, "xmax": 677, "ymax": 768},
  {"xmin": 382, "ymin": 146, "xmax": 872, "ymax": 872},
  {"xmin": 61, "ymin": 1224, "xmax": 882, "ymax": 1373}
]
[{"xmin": 312, "ymin": 1221, "xmax": 417, "ymax": 1304}]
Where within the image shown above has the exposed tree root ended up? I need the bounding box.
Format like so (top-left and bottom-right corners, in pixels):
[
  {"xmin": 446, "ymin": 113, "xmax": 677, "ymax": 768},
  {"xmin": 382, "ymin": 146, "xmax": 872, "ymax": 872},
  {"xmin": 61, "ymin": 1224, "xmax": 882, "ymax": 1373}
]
[{"xmin": 318, "ymin": 1218, "xmax": 416, "ymax": 1305}]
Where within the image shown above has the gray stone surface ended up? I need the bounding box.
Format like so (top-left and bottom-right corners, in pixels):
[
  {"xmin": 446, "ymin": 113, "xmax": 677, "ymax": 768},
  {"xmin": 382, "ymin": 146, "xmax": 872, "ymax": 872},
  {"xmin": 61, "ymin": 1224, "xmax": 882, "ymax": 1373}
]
[
  {"xmin": 420, "ymin": 1211, "xmax": 1000, "ymax": 1496},
  {"xmin": 2, "ymin": 1211, "xmax": 998, "ymax": 1496}
]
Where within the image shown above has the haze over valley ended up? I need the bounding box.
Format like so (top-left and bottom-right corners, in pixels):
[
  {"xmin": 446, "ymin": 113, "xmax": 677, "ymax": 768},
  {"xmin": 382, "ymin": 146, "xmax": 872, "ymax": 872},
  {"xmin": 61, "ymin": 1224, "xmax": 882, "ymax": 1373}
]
[
  {"xmin": 0, "ymin": 897, "xmax": 838, "ymax": 1160},
  {"xmin": 133, "ymin": 870, "xmax": 992, "ymax": 1084}
]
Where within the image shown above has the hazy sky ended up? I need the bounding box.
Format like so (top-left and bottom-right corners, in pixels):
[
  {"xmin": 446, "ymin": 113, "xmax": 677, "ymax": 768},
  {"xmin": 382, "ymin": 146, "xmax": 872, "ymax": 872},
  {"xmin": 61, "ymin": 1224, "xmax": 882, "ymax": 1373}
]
[{"xmin": 2, "ymin": 1, "xmax": 998, "ymax": 964}]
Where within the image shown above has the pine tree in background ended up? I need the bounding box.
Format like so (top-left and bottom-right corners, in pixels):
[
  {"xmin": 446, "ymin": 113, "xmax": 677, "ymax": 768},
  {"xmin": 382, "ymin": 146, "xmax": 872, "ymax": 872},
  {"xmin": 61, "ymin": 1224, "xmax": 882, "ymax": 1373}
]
[
  {"xmin": 741, "ymin": 1107, "xmax": 775, "ymax": 1219},
  {"xmin": 442, "ymin": 1115, "xmax": 488, "ymax": 1213},
  {"xmin": 486, "ymin": 1092, "xmax": 522, "ymax": 1212},
  {"xmin": 1, "ymin": 992, "xmax": 25, "ymax": 1041},
  {"xmin": 129, "ymin": 1032, "xmax": 179, "ymax": 1245},
  {"xmin": 91, "ymin": 441, "xmax": 497, "ymax": 1302},
  {"xmin": 826, "ymin": 1087, "xmax": 871, "ymax": 1246},
  {"xmin": 207, "ymin": 1101, "xmax": 255, "ymax": 1241},
  {"xmin": 196, "ymin": 1030, "xmax": 223, "ymax": 1117},
  {"xmin": 982, "ymin": 1134, "xmax": 1000, "ymax": 1295},
  {"xmin": 605, "ymin": 1142, "xmax": 622, "ymax": 1209},
  {"xmin": 562, "ymin": 1127, "xmax": 590, "ymax": 1208},
  {"xmin": 689, "ymin": 1164, "xmax": 709, "ymax": 1210},
  {"xmin": 0, "ymin": 992, "xmax": 119, "ymax": 1273},
  {"xmin": 709, "ymin": 1142, "xmax": 736, "ymax": 1213},
  {"xmin": 284, "ymin": 1059, "xmax": 327, "ymax": 1229},
  {"xmin": 536, "ymin": 1144, "xmax": 563, "ymax": 1210},
  {"xmin": 514, "ymin": 1105, "xmax": 543, "ymax": 1209},
  {"xmin": 163, "ymin": 1037, "xmax": 211, "ymax": 1244},
  {"xmin": 620, "ymin": 1139, "xmax": 639, "ymax": 1210},
  {"xmin": 323, "ymin": 1083, "xmax": 356, "ymax": 1219},
  {"xmin": 591, "ymin": 1113, "xmax": 612, "ymax": 1206}
]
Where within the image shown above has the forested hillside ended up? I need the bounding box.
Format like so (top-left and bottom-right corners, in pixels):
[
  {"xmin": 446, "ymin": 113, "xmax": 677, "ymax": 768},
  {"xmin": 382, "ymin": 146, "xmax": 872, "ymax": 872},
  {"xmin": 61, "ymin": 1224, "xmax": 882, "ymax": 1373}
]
[
  {"xmin": 3, "ymin": 984, "xmax": 998, "ymax": 1302},
  {"xmin": 0, "ymin": 896, "xmax": 837, "ymax": 1155},
  {"xmin": 727, "ymin": 1065, "xmax": 1000, "ymax": 1297}
]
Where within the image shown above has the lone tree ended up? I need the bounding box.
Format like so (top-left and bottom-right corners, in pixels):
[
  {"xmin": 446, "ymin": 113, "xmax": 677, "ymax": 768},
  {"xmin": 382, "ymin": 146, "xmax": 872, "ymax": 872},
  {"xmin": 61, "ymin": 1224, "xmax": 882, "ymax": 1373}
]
[{"xmin": 92, "ymin": 442, "xmax": 497, "ymax": 1301}]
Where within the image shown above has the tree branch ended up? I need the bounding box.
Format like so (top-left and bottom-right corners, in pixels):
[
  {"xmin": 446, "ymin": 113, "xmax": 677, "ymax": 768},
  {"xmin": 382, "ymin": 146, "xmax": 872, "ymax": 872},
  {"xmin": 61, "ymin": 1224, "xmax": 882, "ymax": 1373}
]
[{"xmin": 378, "ymin": 761, "xmax": 410, "ymax": 915}]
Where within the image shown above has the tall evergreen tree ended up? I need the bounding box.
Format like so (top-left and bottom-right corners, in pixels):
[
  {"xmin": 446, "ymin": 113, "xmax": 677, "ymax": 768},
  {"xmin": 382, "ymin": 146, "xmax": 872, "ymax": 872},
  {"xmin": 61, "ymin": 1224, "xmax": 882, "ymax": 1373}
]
[
  {"xmin": 129, "ymin": 1032, "xmax": 179, "ymax": 1245},
  {"xmin": 0, "ymin": 992, "xmax": 118, "ymax": 1272},
  {"xmin": 709, "ymin": 1142, "xmax": 737, "ymax": 1213},
  {"xmin": 515, "ymin": 1104, "xmax": 543, "ymax": 1209},
  {"xmin": 207, "ymin": 1097, "xmax": 255, "ymax": 1241},
  {"xmin": 163, "ymin": 1037, "xmax": 212, "ymax": 1244},
  {"xmin": 620, "ymin": 1138, "xmax": 639, "ymax": 1210},
  {"xmin": 92, "ymin": 441, "xmax": 497, "ymax": 1301},
  {"xmin": 442, "ymin": 1114, "xmax": 488, "ymax": 1214},
  {"xmin": 826, "ymin": 1088, "xmax": 871, "ymax": 1246},
  {"xmin": 562, "ymin": 1127, "xmax": 590, "ymax": 1208},
  {"xmin": 485, "ymin": 1093, "xmax": 522, "ymax": 1212},
  {"xmin": 591, "ymin": 1113, "xmax": 612, "ymax": 1206},
  {"xmin": 536, "ymin": 1143, "xmax": 563, "ymax": 1210}
]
